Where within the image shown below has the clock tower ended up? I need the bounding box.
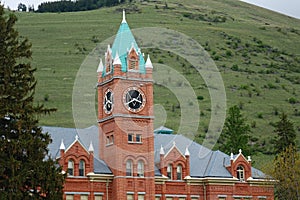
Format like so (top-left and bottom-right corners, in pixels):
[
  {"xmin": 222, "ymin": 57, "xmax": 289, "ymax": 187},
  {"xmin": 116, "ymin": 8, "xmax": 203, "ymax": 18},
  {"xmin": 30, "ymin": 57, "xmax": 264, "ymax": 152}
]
[{"xmin": 97, "ymin": 11, "xmax": 155, "ymax": 200}]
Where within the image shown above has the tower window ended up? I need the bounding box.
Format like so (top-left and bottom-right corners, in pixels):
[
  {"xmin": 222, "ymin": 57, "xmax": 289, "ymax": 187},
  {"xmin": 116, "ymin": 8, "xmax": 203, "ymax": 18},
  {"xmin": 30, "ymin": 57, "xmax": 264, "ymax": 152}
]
[
  {"xmin": 126, "ymin": 159, "xmax": 133, "ymax": 176},
  {"xmin": 136, "ymin": 134, "xmax": 142, "ymax": 143},
  {"xmin": 128, "ymin": 134, "xmax": 134, "ymax": 142},
  {"xmin": 177, "ymin": 164, "xmax": 182, "ymax": 180},
  {"xmin": 237, "ymin": 165, "xmax": 245, "ymax": 182},
  {"xmin": 167, "ymin": 164, "xmax": 172, "ymax": 179},
  {"xmin": 106, "ymin": 134, "xmax": 114, "ymax": 145},
  {"xmin": 79, "ymin": 160, "xmax": 85, "ymax": 176},
  {"xmin": 137, "ymin": 160, "xmax": 144, "ymax": 177},
  {"xmin": 128, "ymin": 57, "xmax": 138, "ymax": 70},
  {"xmin": 68, "ymin": 159, "xmax": 74, "ymax": 176}
]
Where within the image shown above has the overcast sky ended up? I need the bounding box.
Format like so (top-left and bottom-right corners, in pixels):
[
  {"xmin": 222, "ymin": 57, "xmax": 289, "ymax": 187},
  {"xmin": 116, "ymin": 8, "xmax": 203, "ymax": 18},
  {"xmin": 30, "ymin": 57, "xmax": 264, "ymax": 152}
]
[{"xmin": 2, "ymin": 0, "xmax": 300, "ymax": 19}]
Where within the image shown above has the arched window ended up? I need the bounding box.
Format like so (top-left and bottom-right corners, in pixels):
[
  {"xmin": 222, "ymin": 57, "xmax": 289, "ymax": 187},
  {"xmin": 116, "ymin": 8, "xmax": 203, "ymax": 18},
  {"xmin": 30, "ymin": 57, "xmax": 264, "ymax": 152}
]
[
  {"xmin": 126, "ymin": 160, "xmax": 133, "ymax": 176},
  {"xmin": 68, "ymin": 160, "xmax": 74, "ymax": 176},
  {"xmin": 237, "ymin": 165, "xmax": 245, "ymax": 181},
  {"xmin": 137, "ymin": 160, "xmax": 144, "ymax": 177},
  {"xmin": 167, "ymin": 164, "xmax": 172, "ymax": 179},
  {"xmin": 79, "ymin": 160, "xmax": 85, "ymax": 176},
  {"xmin": 177, "ymin": 164, "xmax": 182, "ymax": 180}
]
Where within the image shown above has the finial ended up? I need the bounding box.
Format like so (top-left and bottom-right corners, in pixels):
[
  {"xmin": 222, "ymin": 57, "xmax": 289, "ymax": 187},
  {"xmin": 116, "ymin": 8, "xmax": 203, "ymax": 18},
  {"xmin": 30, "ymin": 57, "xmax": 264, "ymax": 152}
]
[
  {"xmin": 113, "ymin": 52, "xmax": 122, "ymax": 66},
  {"xmin": 122, "ymin": 9, "xmax": 126, "ymax": 23},
  {"xmin": 75, "ymin": 135, "xmax": 79, "ymax": 141},
  {"xmin": 239, "ymin": 149, "xmax": 242, "ymax": 154},
  {"xmin": 230, "ymin": 152, "xmax": 234, "ymax": 160},
  {"xmin": 60, "ymin": 139, "xmax": 65, "ymax": 150},
  {"xmin": 173, "ymin": 141, "xmax": 176, "ymax": 146},
  {"xmin": 247, "ymin": 156, "xmax": 251, "ymax": 162},
  {"xmin": 97, "ymin": 59, "xmax": 104, "ymax": 73},
  {"xmin": 88, "ymin": 141, "xmax": 94, "ymax": 152},
  {"xmin": 160, "ymin": 145, "xmax": 165, "ymax": 155},
  {"xmin": 145, "ymin": 54, "xmax": 153, "ymax": 69},
  {"xmin": 185, "ymin": 147, "xmax": 190, "ymax": 156}
]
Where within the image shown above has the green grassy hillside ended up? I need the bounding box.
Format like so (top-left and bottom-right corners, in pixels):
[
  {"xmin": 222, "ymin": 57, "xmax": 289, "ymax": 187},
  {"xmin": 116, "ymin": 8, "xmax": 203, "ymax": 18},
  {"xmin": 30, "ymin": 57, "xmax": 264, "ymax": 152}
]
[{"xmin": 13, "ymin": 0, "xmax": 300, "ymax": 157}]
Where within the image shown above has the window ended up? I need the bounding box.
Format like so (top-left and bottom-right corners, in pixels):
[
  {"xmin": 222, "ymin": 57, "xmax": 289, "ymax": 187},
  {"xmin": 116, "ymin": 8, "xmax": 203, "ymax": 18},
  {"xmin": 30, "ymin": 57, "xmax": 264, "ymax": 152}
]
[
  {"xmin": 138, "ymin": 194, "xmax": 145, "ymax": 200},
  {"xmin": 137, "ymin": 160, "xmax": 144, "ymax": 177},
  {"xmin": 68, "ymin": 160, "xmax": 74, "ymax": 176},
  {"xmin": 136, "ymin": 134, "xmax": 142, "ymax": 143},
  {"xmin": 128, "ymin": 57, "xmax": 138, "ymax": 70},
  {"xmin": 237, "ymin": 165, "xmax": 245, "ymax": 181},
  {"xmin": 80, "ymin": 195, "xmax": 88, "ymax": 200},
  {"xmin": 66, "ymin": 195, "xmax": 74, "ymax": 200},
  {"xmin": 128, "ymin": 134, "xmax": 134, "ymax": 142},
  {"xmin": 167, "ymin": 164, "xmax": 172, "ymax": 179},
  {"xmin": 166, "ymin": 198, "xmax": 173, "ymax": 200},
  {"xmin": 177, "ymin": 164, "xmax": 182, "ymax": 180},
  {"xmin": 179, "ymin": 198, "xmax": 186, "ymax": 200},
  {"xmin": 155, "ymin": 197, "xmax": 161, "ymax": 200},
  {"xmin": 106, "ymin": 134, "xmax": 114, "ymax": 145},
  {"xmin": 126, "ymin": 160, "xmax": 133, "ymax": 176},
  {"xmin": 106, "ymin": 136, "xmax": 110, "ymax": 145},
  {"xmin": 95, "ymin": 195, "xmax": 103, "ymax": 200},
  {"xmin": 79, "ymin": 160, "xmax": 85, "ymax": 176},
  {"xmin": 127, "ymin": 194, "xmax": 134, "ymax": 200}
]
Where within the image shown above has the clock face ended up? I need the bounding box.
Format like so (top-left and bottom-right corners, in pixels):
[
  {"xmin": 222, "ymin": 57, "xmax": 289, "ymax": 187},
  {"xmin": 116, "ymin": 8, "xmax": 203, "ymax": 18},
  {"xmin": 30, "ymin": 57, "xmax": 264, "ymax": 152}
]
[
  {"xmin": 103, "ymin": 89, "xmax": 113, "ymax": 114},
  {"xmin": 123, "ymin": 87, "xmax": 146, "ymax": 112}
]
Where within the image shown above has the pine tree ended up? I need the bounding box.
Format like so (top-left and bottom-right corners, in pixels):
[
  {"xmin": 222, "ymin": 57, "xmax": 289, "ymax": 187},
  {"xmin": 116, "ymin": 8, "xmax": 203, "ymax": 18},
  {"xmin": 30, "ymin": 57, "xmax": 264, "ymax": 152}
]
[
  {"xmin": 272, "ymin": 145, "xmax": 300, "ymax": 200},
  {"xmin": 217, "ymin": 105, "xmax": 251, "ymax": 155},
  {"xmin": 273, "ymin": 112, "xmax": 296, "ymax": 154},
  {"xmin": 0, "ymin": 5, "xmax": 64, "ymax": 199}
]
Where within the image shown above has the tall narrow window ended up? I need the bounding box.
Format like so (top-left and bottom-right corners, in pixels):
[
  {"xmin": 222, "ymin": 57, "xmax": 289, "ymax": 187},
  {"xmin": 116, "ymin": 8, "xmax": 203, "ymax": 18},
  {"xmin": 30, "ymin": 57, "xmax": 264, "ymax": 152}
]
[
  {"xmin": 68, "ymin": 159, "xmax": 74, "ymax": 176},
  {"xmin": 79, "ymin": 160, "xmax": 85, "ymax": 176},
  {"xmin": 136, "ymin": 134, "xmax": 142, "ymax": 143},
  {"xmin": 137, "ymin": 160, "xmax": 144, "ymax": 177},
  {"xmin": 177, "ymin": 164, "xmax": 182, "ymax": 180},
  {"xmin": 237, "ymin": 165, "xmax": 245, "ymax": 181},
  {"xmin": 128, "ymin": 134, "xmax": 134, "ymax": 143},
  {"xmin": 167, "ymin": 164, "xmax": 172, "ymax": 179},
  {"xmin": 126, "ymin": 160, "xmax": 133, "ymax": 176}
]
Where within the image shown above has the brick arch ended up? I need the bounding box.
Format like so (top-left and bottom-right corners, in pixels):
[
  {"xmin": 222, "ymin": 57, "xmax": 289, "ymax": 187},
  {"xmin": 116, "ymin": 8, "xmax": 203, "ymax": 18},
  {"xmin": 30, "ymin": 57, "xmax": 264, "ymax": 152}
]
[{"xmin": 233, "ymin": 160, "xmax": 251, "ymax": 180}]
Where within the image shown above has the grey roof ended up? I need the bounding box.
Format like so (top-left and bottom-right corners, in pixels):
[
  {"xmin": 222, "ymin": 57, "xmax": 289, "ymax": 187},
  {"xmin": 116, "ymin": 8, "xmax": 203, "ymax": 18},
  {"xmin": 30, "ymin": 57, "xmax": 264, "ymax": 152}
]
[
  {"xmin": 43, "ymin": 126, "xmax": 112, "ymax": 174},
  {"xmin": 44, "ymin": 126, "xmax": 266, "ymax": 179}
]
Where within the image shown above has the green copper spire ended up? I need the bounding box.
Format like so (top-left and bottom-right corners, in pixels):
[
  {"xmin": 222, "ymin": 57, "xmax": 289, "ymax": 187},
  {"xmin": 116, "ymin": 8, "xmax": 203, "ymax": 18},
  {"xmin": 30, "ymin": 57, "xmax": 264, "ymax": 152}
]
[{"xmin": 111, "ymin": 10, "xmax": 146, "ymax": 74}]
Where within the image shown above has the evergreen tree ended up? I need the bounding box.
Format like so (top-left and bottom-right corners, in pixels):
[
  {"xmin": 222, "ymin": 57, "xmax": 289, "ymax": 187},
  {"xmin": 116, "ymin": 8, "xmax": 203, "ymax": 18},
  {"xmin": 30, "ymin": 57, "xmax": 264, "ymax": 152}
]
[
  {"xmin": 273, "ymin": 112, "xmax": 296, "ymax": 154},
  {"xmin": 217, "ymin": 105, "xmax": 251, "ymax": 155},
  {"xmin": 272, "ymin": 144, "xmax": 300, "ymax": 200},
  {"xmin": 0, "ymin": 5, "xmax": 64, "ymax": 199}
]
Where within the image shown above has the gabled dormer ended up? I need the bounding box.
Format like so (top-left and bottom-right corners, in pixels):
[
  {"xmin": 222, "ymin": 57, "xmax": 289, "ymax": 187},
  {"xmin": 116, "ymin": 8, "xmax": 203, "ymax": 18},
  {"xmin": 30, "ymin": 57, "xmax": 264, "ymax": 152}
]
[
  {"xmin": 226, "ymin": 149, "xmax": 252, "ymax": 182},
  {"xmin": 159, "ymin": 142, "xmax": 190, "ymax": 180},
  {"xmin": 104, "ymin": 45, "xmax": 113, "ymax": 75},
  {"xmin": 127, "ymin": 44, "xmax": 139, "ymax": 71},
  {"xmin": 59, "ymin": 135, "xmax": 94, "ymax": 177}
]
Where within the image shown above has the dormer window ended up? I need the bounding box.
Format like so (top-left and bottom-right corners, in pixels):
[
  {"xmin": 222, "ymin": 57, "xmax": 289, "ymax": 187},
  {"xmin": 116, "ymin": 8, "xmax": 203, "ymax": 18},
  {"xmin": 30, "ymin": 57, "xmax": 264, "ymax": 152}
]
[
  {"xmin": 177, "ymin": 164, "xmax": 182, "ymax": 180},
  {"xmin": 167, "ymin": 164, "xmax": 172, "ymax": 179},
  {"xmin": 79, "ymin": 160, "xmax": 85, "ymax": 176},
  {"xmin": 128, "ymin": 57, "xmax": 138, "ymax": 70},
  {"xmin": 237, "ymin": 165, "xmax": 245, "ymax": 182},
  {"xmin": 68, "ymin": 160, "xmax": 74, "ymax": 176},
  {"xmin": 127, "ymin": 47, "xmax": 139, "ymax": 71},
  {"xmin": 105, "ymin": 52, "xmax": 112, "ymax": 74}
]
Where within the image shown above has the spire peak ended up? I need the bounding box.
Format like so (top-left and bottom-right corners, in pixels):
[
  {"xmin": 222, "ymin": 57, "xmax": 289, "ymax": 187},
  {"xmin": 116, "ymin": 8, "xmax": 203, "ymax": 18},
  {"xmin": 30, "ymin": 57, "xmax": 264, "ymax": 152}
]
[{"xmin": 122, "ymin": 9, "xmax": 126, "ymax": 24}]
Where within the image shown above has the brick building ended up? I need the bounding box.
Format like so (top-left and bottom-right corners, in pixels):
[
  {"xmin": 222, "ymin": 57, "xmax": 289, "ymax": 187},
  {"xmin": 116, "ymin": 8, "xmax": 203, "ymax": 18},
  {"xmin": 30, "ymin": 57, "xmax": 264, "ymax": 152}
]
[{"xmin": 45, "ymin": 11, "xmax": 274, "ymax": 200}]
